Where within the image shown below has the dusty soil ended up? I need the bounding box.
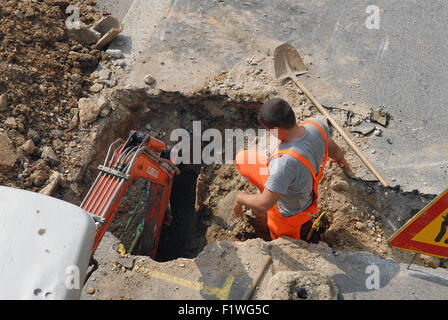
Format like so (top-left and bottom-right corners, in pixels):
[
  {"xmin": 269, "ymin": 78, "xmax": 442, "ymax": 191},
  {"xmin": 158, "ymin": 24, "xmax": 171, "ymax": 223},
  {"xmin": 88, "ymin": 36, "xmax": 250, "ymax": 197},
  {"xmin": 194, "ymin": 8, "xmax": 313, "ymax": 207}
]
[{"xmin": 0, "ymin": 0, "xmax": 107, "ymax": 191}]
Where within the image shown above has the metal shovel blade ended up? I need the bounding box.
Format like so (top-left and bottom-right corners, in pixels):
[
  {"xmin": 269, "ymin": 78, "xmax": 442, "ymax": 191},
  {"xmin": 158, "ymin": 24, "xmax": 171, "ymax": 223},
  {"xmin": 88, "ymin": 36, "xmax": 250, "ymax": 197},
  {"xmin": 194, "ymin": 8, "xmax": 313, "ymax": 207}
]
[{"xmin": 274, "ymin": 42, "xmax": 308, "ymax": 80}]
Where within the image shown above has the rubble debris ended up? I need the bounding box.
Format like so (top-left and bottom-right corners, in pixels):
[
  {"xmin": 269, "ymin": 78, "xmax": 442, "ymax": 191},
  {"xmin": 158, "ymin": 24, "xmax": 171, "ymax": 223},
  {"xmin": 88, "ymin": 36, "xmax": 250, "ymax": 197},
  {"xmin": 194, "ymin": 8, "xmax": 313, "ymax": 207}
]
[
  {"xmin": 20, "ymin": 139, "xmax": 36, "ymax": 156},
  {"xmin": 67, "ymin": 15, "xmax": 123, "ymax": 50},
  {"xmin": 0, "ymin": 133, "xmax": 18, "ymax": 173},
  {"xmin": 102, "ymin": 79, "xmax": 117, "ymax": 88},
  {"xmin": 39, "ymin": 171, "xmax": 63, "ymax": 196},
  {"xmin": 117, "ymin": 257, "xmax": 135, "ymax": 270},
  {"xmin": 27, "ymin": 130, "xmax": 40, "ymax": 145},
  {"xmin": 106, "ymin": 49, "xmax": 122, "ymax": 59},
  {"xmin": 68, "ymin": 51, "xmax": 99, "ymax": 70},
  {"xmin": 92, "ymin": 16, "xmax": 123, "ymax": 50},
  {"xmin": 68, "ymin": 110, "xmax": 79, "ymax": 131},
  {"xmin": 97, "ymin": 66, "xmax": 111, "ymax": 80},
  {"xmin": 419, "ymin": 254, "xmax": 441, "ymax": 269},
  {"xmin": 79, "ymin": 96, "xmax": 108, "ymax": 127},
  {"xmin": 4, "ymin": 117, "xmax": 17, "ymax": 129},
  {"xmin": 0, "ymin": 94, "xmax": 7, "ymax": 110},
  {"xmin": 90, "ymin": 83, "xmax": 104, "ymax": 93},
  {"xmin": 370, "ymin": 108, "xmax": 389, "ymax": 127},
  {"xmin": 29, "ymin": 162, "xmax": 50, "ymax": 187},
  {"xmin": 66, "ymin": 22, "xmax": 101, "ymax": 46},
  {"xmin": 41, "ymin": 146, "xmax": 60, "ymax": 166},
  {"xmin": 350, "ymin": 122, "xmax": 376, "ymax": 136},
  {"xmin": 373, "ymin": 128, "xmax": 382, "ymax": 136}
]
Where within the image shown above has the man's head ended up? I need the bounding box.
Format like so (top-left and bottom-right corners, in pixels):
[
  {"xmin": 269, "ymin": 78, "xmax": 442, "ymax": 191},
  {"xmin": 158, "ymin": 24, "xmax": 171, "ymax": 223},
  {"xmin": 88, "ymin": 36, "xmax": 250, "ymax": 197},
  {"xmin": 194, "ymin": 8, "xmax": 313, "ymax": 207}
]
[{"xmin": 258, "ymin": 98, "xmax": 297, "ymax": 139}]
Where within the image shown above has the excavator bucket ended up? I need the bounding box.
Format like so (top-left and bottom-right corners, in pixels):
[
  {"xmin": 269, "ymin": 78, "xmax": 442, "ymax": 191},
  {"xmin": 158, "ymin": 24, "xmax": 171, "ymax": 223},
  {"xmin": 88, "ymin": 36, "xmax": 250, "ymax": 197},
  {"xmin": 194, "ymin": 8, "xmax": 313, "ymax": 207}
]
[{"xmin": 274, "ymin": 42, "xmax": 308, "ymax": 80}]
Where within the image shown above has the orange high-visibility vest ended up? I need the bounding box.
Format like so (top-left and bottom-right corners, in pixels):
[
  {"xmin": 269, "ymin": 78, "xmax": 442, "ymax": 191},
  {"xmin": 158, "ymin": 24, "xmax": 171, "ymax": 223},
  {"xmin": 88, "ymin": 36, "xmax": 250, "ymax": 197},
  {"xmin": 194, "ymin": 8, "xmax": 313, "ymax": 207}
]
[{"xmin": 266, "ymin": 120, "xmax": 328, "ymax": 239}]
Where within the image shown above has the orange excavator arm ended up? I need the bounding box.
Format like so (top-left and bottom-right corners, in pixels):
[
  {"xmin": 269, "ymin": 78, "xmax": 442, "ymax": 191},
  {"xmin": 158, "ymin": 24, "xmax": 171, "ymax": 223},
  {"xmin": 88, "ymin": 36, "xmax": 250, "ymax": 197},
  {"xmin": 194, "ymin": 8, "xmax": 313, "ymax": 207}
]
[{"xmin": 80, "ymin": 130, "xmax": 179, "ymax": 259}]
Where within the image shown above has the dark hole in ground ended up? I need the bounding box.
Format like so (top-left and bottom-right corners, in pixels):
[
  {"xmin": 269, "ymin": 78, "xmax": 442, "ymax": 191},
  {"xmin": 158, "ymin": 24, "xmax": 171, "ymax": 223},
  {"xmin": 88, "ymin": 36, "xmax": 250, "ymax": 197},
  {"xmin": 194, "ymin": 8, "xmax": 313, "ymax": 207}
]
[
  {"xmin": 156, "ymin": 164, "xmax": 208, "ymax": 262},
  {"xmin": 296, "ymin": 287, "xmax": 308, "ymax": 299}
]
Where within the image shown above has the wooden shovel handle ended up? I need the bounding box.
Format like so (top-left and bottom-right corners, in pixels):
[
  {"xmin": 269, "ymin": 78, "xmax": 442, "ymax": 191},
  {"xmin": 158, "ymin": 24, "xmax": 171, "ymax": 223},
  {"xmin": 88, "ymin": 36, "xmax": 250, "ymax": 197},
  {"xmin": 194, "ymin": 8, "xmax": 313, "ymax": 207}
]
[
  {"xmin": 243, "ymin": 255, "xmax": 272, "ymax": 300},
  {"xmin": 291, "ymin": 76, "xmax": 389, "ymax": 188}
]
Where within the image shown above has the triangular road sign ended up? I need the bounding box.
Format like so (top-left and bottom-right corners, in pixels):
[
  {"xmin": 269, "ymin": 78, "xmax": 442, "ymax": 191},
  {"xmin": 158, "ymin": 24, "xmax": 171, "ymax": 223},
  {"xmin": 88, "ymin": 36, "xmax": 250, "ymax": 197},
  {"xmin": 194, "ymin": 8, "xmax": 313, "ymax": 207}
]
[{"xmin": 388, "ymin": 188, "xmax": 448, "ymax": 259}]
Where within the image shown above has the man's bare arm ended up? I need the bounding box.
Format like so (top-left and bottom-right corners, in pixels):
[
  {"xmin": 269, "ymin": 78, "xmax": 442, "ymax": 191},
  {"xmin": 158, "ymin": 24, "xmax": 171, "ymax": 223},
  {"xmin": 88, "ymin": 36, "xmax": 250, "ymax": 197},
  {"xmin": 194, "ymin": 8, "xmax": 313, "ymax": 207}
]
[
  {"xmin": 328, "ymin": 139, "xmax": 353, "ymax": 175},
  {"xmin": 233, "ymin": 189, "xmax": 282, "ymax": 217}
]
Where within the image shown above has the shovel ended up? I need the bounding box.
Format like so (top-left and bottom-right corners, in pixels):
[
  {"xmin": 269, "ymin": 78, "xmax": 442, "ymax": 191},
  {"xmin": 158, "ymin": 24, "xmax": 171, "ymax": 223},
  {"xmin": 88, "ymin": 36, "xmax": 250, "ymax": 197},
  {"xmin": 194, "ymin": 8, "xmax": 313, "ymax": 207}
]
[{"xmin": 274, "ymin": 42, "xmax": 389, "ymax": 188}]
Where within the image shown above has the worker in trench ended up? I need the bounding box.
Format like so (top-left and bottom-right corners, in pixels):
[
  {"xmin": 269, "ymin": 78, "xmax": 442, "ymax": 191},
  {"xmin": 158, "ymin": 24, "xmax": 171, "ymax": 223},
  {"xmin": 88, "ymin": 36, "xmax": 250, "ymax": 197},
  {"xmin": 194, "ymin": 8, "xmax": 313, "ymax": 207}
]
[{"xmin": 233, "ymin": 98, "xmax": 352, "ymax": 241}]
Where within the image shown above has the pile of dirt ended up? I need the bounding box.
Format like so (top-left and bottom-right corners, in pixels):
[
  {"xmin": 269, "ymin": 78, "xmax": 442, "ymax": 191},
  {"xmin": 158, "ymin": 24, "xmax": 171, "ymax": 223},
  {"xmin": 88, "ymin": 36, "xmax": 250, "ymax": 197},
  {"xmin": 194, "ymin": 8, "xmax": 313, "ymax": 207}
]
[{"xmin": 0, "ymin": 0, "xmax": 106, "ymax": 192}]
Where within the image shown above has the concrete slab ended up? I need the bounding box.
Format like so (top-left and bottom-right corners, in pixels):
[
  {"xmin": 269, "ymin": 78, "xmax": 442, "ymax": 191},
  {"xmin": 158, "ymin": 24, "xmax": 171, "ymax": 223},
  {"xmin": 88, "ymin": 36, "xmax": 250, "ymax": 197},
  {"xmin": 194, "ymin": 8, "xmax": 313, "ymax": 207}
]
[
  {"xmin": 106, "ymin": 0, "xmax": 448, "ymax": 194},
  {"xmin": 330, "ymin": 251, "xmax": 448, "ymax": 300},
  {"xmin": 294, "ymin": 0, "xmax": 448, "ymax": 195}
]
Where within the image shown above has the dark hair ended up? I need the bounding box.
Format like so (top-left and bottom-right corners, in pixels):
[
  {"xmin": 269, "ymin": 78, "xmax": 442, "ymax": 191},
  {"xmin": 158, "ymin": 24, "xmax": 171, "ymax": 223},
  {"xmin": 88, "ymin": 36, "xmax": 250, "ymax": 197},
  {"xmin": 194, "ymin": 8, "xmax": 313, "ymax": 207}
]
[{"xmin": 258, "ymin": 98, "xmax": 296, "ymax": 129}]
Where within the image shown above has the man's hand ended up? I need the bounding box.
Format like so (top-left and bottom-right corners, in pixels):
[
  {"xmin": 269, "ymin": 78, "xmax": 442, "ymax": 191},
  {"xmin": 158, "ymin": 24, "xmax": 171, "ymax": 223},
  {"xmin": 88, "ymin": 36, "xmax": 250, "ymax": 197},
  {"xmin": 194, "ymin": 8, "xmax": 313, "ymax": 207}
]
[
  {"xmin": 328, "ymin": 139, "xmax": 356, "ymax": 178},
  {"xmin": 329, "ymin": 158, "xmax": 356, "ymax": 178}
]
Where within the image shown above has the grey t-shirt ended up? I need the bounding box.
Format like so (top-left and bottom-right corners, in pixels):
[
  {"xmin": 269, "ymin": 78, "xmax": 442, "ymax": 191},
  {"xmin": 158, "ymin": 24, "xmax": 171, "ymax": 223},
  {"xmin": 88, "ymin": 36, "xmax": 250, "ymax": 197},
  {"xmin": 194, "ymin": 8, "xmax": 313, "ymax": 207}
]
[{"xmin": 265, "ymin": 118, "xmax": 329, "ymax": 218}]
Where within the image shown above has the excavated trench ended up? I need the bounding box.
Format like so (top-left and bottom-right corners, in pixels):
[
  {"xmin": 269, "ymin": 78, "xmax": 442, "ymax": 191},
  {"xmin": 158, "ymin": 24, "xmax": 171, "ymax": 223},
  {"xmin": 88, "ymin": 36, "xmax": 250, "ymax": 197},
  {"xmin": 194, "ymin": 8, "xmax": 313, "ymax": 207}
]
[
  {"xmin": 72, "ymin": 87, "xmax": 445, "ymax": 268},
  {"xmin": 80, "ymin": 88, "xmax": 266, "ymax": 262}
]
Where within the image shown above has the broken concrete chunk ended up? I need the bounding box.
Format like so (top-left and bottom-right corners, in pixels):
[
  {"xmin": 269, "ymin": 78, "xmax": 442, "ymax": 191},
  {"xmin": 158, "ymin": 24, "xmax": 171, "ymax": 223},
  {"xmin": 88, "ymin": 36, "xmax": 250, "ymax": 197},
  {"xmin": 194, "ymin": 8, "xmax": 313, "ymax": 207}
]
[
  {"xmin": 350, "ymin": 122, "xmax": 376, "ymax": 136},
  {"xmin": 98, "ymin": 66, "xmax": 111, "ymax": 80},
  {"xmin": 117, "ymin": 257, "xmax": 135, "ymax": 270},
  {"xmin": 21, "ymin": 139, "xmax": 36, "ymax": 155},
  {"xmin": 66, "ymin": 22, "xmax": 101, "ymax": 46},
  {"xmin": 92, "ymin": 16, "xmax": 123, "ymax": 50},
  {"xmin": 374, "ymin": 128, "xmax": 382, "ymax": 136},
  {"xmin": 90, "ymin": 83, "xmax": 104, "ymax": 93},
  {"xmin": 0, "ymin": 133, "xmax": 18, "ymax": 173},
  {"xmin": 79, "ymin": 97, "xmax": 107, "ymax": 127},
  {"xmin": 370, "ymin": 109, "xmax": 389, "ymax": 127},
  {"xmin": 39, "ymin": 171, "xmax": 63, "ymax": 196},
  {"xmin": 41, "ymin": 146, "xmax": 60, "ymax": 166},
  {"xmin": 106, "ymin": 49, "xmax": 122, "ymax": 59},
  {"xmin": 4, "ymin": 117, "xmax": 17, "ymax": 129}
]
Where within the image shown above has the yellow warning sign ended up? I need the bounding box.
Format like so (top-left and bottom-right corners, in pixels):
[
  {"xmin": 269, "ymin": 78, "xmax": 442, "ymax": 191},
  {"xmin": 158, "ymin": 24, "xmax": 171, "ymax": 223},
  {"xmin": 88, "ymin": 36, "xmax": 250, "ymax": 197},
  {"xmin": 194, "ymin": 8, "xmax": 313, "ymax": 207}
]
[
  {"xmin": 389, "ymin": 188, "xmax": 448, "ymax": 258},
  {"xmin": 411, "ymin": 208, "xmax": 448, "ymax": 247}
]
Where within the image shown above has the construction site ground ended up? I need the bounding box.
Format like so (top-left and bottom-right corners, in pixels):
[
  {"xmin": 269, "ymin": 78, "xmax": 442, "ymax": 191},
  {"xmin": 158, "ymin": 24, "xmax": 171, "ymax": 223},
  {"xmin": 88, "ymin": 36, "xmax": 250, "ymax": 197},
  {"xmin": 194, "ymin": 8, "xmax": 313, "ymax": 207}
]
[{"xmin": 1, "ymin": 0, "xmax": 448, "ymax": 300}]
